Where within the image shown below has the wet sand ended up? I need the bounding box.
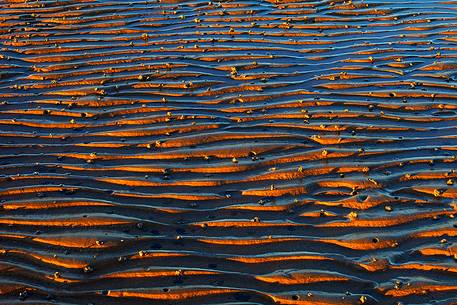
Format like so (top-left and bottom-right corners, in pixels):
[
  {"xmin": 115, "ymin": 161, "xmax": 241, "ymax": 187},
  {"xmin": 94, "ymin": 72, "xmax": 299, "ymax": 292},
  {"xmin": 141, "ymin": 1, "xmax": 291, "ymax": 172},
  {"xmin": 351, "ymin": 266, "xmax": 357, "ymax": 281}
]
[{"xmin": 1, "ymin": 0, "xmax": 457, "ymax": 304}]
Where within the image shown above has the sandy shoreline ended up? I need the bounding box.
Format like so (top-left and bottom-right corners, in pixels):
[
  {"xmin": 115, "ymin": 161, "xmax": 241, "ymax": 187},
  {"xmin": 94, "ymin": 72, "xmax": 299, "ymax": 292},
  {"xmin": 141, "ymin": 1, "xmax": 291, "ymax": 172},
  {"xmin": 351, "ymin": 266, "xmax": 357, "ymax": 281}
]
[{"xmin": 1, "ymin": 0, "xmax": 457, "ymax": 304}]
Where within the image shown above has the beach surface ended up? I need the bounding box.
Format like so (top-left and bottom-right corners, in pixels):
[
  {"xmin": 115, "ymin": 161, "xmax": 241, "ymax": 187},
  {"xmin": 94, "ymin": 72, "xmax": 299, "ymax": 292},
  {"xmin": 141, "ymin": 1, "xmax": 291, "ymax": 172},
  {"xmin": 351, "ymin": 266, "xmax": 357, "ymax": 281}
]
[{"xmin": 0, "ymin": 0, "xmax": 457, "ymax": 304}]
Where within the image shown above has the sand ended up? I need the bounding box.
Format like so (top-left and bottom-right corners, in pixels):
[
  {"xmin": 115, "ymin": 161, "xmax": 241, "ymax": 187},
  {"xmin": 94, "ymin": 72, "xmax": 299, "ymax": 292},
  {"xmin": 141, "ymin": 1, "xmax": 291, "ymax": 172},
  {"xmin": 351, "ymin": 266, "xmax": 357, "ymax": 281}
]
[{"xmin": 0, "ymin": 0, "xmax": 457, "ymax": 304}]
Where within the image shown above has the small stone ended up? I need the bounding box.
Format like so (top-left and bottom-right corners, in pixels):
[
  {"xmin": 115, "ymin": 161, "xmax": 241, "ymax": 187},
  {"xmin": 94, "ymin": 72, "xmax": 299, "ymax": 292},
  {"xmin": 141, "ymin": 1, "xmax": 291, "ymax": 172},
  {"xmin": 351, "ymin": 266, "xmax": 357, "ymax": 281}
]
[
  {"xmin": 83, "ymin": 265, "xmax": 93, "ymax": 273},
  {"xmin": 433, "ymin": 189, "xmax": 441, "ymax": 197},
  {"xmin": 348, "ymin": 211, "xmax": 358, "ymax": 219}
]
